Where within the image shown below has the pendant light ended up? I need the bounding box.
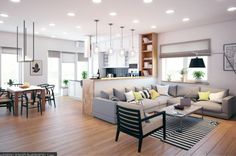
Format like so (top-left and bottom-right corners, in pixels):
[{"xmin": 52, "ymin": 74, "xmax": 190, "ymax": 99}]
[
  {"xmin": 119, "ymin": 26, "xmax": 125, "ymax": 57},
  {"xmin": 189, "ymin": 57, "xmax": 206, "ymax": 68},
  {"xmin": 129, "ymin": 29, "xmax": 135, "ymax": 57},
  {"xmin": 108, "ymin": 23, "xmax": 113, "ymax": 55},
  {"xmin": 94, "ymin": 19, "xmax": 99, "ymax": 54},
  {"xmin": 17, "ymin": 20, "xmax": 35, "ymax": 62}
]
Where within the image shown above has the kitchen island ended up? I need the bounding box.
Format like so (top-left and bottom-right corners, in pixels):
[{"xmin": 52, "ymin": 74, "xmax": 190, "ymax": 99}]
[{"xmin": 82, "ymin": 77, "xmax": 157, "ymax": 115}]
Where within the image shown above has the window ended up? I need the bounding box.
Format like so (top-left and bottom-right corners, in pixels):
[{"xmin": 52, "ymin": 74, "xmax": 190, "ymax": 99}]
[
  {"xmin": 77, "ymin": 53, "xmax": 88, "ymax": 80},
  {"xmin": 48, "ymin": 57, "xmax": 60, "ymax": 94},
  {"xmin": 162, "ymin": 56, "xmax": 208, "ymax": 82},
  {"xmin": 1, "ymin": 48, "xmax": 22, "ymax": 87},
  {"xmin": 61, "ymin": 53, "xmax": 75, "ymax": 85}
]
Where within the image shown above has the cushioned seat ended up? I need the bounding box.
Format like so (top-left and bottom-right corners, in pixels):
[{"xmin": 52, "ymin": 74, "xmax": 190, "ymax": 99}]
[
  {"xmin": 167, "ymin": 97, "xmax": 183, "ymax": 105},
  {"xmin": 153, "ymin": 96, "xmax": 172, "ymax": 105},
  {"xmin": 194, "ymin": 101, "xmax": 222, "ymax": 113},
  {"xmin": 142, "ymin": 115, "xmax": 162, "ymax": 135}
]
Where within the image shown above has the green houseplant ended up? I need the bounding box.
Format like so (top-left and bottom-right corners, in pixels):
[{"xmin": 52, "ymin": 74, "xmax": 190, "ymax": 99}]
[
  {"xmin": 63, "ymin": 79, "xmax": 69, "ymax": 87},
  {"xmin": 81, "ymin": 71, "xmax": 88, "ymax": 80},
  {"xmin": 193, "ymin": 71, "xmax": 205, "ymax": 82},
  {"xmin": 7, "ymin": 79, "xmax": 14, "ymax": 86}
]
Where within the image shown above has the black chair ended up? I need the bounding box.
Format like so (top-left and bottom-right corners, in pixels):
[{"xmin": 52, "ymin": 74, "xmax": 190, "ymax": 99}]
[
  {"xmin": 0, "ymin": 88, "xmax": 14, "ymax": 113},
  {"xmin": 38, "ymin": 83, "xmax": 49, "ymax": 88},
  {"xmin": 115, "ymin": 102, "xmax": 166, "ymax": 153},
  {"xmin": 21, "ymin": 90, "xmax": 42, "ymax": 118},
  {"xmin": 12, "ymin": 83, "xmax": 23, "ymax": 87},
  {"xmin": 45, "ymin": 85, "xmax": 56, "ymax": 108}
]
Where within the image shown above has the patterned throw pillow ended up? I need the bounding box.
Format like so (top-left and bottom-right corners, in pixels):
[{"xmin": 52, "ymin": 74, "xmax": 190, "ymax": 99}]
[{"xmin": 139, "ymin": 90, "xmax": 151, "ymax": 99}]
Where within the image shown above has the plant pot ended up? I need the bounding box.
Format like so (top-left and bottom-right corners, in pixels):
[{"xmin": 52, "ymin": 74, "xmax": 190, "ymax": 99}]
[
  {"xmin": 195, "ymin": 79, "xmax": 202, "ymax": 83},
  {"xmin": 61, "ymin": 87, "xmax": 68, "ymax": 96}
]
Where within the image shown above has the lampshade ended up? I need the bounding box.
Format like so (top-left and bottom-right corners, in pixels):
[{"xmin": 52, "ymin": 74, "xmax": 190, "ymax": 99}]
[{"xmin": 189, "ymin": 57, "xmax": 205, "ymax": 68}]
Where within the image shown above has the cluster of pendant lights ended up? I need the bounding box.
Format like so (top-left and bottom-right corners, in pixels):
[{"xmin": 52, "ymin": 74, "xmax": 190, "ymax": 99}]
[{"xmin": 94, "ymin": 19, "xmax": 136, "ymax": 57}]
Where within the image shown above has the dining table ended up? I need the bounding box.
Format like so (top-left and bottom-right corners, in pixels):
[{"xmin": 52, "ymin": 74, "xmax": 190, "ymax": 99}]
[{"xmin": 7, "ymin": 85, "xmax": 46, "ymax": 116}]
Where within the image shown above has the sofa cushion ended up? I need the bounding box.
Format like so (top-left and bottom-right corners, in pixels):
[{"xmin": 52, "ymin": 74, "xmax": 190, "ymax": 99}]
[
  {"xmin": 149, "ymin": 89, "xmax": 160, "ymax": 100},
  {"xmin": 177, "ymin": 85, "xmax": 200, "ymax": 99},
  {"xmin": 169, "ymin": 85, "xmax": 177, "ymax": 97},
  {"xmin": 209, "ymin": 91, "xmax": 225, "ymax": 103},
  {"xmin": 194, "ymin": 101, "xmax": 222, "ymax": 113},
  {"xmin": 124, "ymin": 91, "xmax": 135, "ymax": 102},
  {"xmin": 142, "ymin": 99, "xmax": 165, "ymax": 111},
  {"xmin": 113, "ymin": 88, "xmax": 126, "ymax": 102},
  {"xmin": 200, "ymin": 87, "xmax": 229, "ymax": 97},
  {"xmin": 167, "ymin": 97, "xmax": 183, "ymax": 105},
  {"xmin": 156, "ymin": 85, "xmax": 169, "ymax": 96},
  {"xmin": 198, "ymin": 91, "xmax": 210, "ymax": 101},
  {"xmin": 133, "ymin": 92, "xmax": 143, "ymax": 101},
  {"xmin": 100, "ymin": 91, "xmax": 110, "ymax": 99},
  {"xmin": 152, "ymin": 95, "xmax": 172, "ymax": 105},
  {"xmin": 135, "ymin": 87, "xmax": 143, "ymax": 92}
]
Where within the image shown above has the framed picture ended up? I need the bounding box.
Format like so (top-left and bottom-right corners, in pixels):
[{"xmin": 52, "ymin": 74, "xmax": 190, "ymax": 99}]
[
  {"xmin": 30, "ymin": 60, "xmax": 42, "ymax": 76},
  {"xmin": 223, "ymin": 43, "xmax": 236, "ymax": 71}
]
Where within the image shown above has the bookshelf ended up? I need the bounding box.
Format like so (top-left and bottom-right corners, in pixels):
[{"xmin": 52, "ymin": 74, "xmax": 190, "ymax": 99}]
[{"xmin": 140, "ymin": 33, "xmax": 158, "ymax": 77}]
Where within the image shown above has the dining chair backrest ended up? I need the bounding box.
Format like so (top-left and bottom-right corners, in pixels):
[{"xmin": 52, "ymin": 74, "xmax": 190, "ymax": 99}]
[
  {"xmin": 45, "ymin": 85, "xmax": 55, "ymax": 96},
  {"xmin": 38, "ymin": 83, "xmax": 49, "ymax": 88}
]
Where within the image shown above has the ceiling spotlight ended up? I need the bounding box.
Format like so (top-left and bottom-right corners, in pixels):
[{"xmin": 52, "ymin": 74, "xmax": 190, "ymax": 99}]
[
  {"xmin": 143, "ymin": 0, "xmax": 152, "ymax": 3},
  {"xmin": 133, "ymin": 20, "xmax": 140, "ymax": 23},
  {"xmin": 49, "ymin": 23, "xmax": 55, "ymax": 27},
  {"xmin": 182, "ymin": 18, "xmax": 190, "ymax": 22},
  {"xmin": 0, "ymin": 20, "xmax": 4, "ymax": 24},
  {"xmin": 67, "ymin": 12, "xmax": 75, "ymax": 16},
  {"xmin": 63, "ymin": 32, "xmax": 68, "ymax": 35},
  {"xmin": 92, "ymin": 0, "xmax": 102, "ymax": 4},
  {"xmin": 10, "ymin": 0, "xmax": 21, "ymax": 3},
  {"xmin": 227, "ymin": 7, "xmax": 236, "ymax": 12},
  {"xmin": 151, "ymin": 25, "xmax": 157, "ymax": 29},
  {"xmin": 0, "ymin": 13, "xmax": 9, "ymax": 18},
  {"xmin": 109, "ymin": 12, "xmax": 117, "ymax": 16},
  {"xmin": 41, "ymin": 27, "xmax": 46, "ymax": 31},
  {"xmin": 35, "ymin": 31, "xmax": 39, "ymax": 34},
  {"xmin": 76, "ymin": 25, "xmax": 81, "ymax": 29},
  {"xmin": 51, "ymin": 35, "xmax": 56, "ymax": 38},
  {"xmin": 166, "ymin": 9, "xmax": 175, "ymax": 14}
]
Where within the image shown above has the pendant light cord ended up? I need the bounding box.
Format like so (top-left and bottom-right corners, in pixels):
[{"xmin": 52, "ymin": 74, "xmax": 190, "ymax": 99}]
[
  {"xmin": 94, "ymin": 19, "xmax": 99, "ymax": 45},
  {"xmin": 121, "ymin": 26, "xmax": 124, "ymax": 49},
  {"xmin": 131, "ymin": 29, "xmax": 135, "ymax": 49}
]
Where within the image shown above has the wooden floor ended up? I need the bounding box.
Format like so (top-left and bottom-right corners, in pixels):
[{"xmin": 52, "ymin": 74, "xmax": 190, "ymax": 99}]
[{"xmin": 0, "ymin": 97, "xmax": 236, "ymax": 156}]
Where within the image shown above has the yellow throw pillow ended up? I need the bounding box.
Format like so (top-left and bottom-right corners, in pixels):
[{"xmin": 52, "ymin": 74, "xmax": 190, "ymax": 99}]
[
  {"xmin": 149, "ymin": 89, "xmax": 160, "ymax": 100},
  {"xmin": 198, "ymin": 91, "xmax": 210, "ymax": 101},
  {"xmin": 133, "ymin": 92, "xmax": 143, "ymax": 101}
]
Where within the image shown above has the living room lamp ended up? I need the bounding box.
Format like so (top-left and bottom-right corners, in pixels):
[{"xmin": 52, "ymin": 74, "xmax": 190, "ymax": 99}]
[
  {"xmin": 108, "ymin": 23, "xmax": 114, "ymax": 55},
  {"xmin": 189, "ymin": 52, "xmax": 205, "ymax": 68},
  {"xmin": 129, "ymin": 29, "xmax": 136, "ymax": 57},
  {"xmin": 119, "ymin": 26, "xmax": 125, "ymax": 57},
  {"xmin": 94, "ymin": 19, "xmax": 99, "ymax": 54}
]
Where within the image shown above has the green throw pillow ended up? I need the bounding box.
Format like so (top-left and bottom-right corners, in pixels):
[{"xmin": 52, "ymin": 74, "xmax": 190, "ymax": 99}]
[
  {"xmin": 198, "ymin": 91, "xmax": 210, "ymax": 101},
  {"xmin": 133, "ymin": 92, "xmax": 143, "ymax": 101}
]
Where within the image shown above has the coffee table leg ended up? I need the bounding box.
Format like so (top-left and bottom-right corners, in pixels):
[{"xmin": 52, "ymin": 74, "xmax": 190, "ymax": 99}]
[
  {"xmin": 177, "ymin": 118, "xmax": 183, "ymax": 133},
  {"xmin": 201, "ymin": 107, "xmax": 204, "ymax": 119}
]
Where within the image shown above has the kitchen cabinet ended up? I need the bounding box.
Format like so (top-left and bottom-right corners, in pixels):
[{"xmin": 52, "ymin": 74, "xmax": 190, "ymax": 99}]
[{"xmin": 68, "ymin": 80, "xmax": 82, "ymax": 100}]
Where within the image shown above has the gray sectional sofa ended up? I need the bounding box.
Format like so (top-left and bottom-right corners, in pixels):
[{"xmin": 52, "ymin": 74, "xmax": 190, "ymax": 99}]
[{"xmin": 93, "ymin": 84, "xmax": 235, "ymax": 124}]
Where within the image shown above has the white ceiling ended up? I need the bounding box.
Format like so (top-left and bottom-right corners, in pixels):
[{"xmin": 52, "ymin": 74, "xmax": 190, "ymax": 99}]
[{"xmin": 0, "ymin": 0, "xmax": 236, "ymax": 41}]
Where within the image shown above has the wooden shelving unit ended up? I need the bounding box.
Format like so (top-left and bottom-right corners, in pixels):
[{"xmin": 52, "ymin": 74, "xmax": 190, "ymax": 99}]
[{"xmin": 140, "ymin": 33, "xmax": 158, "ymax": 77}]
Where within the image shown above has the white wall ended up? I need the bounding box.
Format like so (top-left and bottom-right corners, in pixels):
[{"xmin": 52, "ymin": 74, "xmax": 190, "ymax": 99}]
[
  {"xmin": 158, "ymin": 20, "xmax": 236, "ymax": 95},
  {"xmin": 0, "ymin": 31, "xmax": 82, "ymax": 85}
]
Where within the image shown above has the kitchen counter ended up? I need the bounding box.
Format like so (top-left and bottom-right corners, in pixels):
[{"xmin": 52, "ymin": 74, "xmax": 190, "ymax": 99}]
[{"xmin": 93, "ymin": 76, "xmax": 151, "ymax": 81}]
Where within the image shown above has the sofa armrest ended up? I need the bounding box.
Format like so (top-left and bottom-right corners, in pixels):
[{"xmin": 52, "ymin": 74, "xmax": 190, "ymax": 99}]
[
  {"xmin": 93, "ymin": 97, "xmax": 118, "ymax": 123},
  {"xmin": 222, "ymin": 96, "xmax": 235, "ymax": 118}
]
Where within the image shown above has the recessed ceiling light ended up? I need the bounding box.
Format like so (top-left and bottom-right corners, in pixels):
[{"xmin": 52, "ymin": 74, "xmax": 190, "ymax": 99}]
[
  {"xmin": 151, "ymin": 25, "xmax": 157, "ymax": 29},
  {"xmin": 92, "ymin": 0, "xmax": 102, "ymax": 4},
  {"xmin": 41, "ymin": 27, "xmax": 46, "ymax": 31},
  {"xmin": 133, "ymin": 19, "xmax": 140, "ymax": 23},
  {"xmin": 35, "ymin": 31, "xmax": 39, "ymax": 34},
  {"xmin": 166, "ymin": 9, "xmax": 175, "ymax": 14},
  {"xmin": 116, "ymin": 33, "xmax": 121, "ymax": 37},
  {"xmin": 49, "ymin": 23, "xmax": 55, "ymax": 27},
  {"xmin": 182, "ymin": 18, "xmax": 190, "ymax": 22},
  {"xmin": 67, "ymin": 12, "xmax": 75, "ymax": 17},
  {"xmin": 227, "ymin": 7, "xmax": 236, "ymax": 12},
  {"xmin": 0, "ymin": 13, "xmax": 9, "ymax": 18},
  {"xmin": 63, "ymin": 32, "xmax": 68, "ymax": 35},
  {"xmin": 109, "ymin": 12, "xmax": 117, "ymax": 16},
  {"xmin": 143, "ymin": 0, "xmax": 152, "ymax": 3},
  {"xmin": 0, "ymin": 20, "xmax": 4, "ymax": 24},
  {"xmin": 51, "ymin": 35, "xmax": 56, "ymax": 38},
  {"xmin": 10, "ymin": 0, "xmax": 21, "ymax": 3},
  {"xmin": 76, "ymin": 25, "xmax": 81, "ymax": 29}
]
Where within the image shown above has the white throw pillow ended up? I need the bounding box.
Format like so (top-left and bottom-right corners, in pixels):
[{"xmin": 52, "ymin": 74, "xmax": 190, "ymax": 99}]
[
  {"xmin": 156, "ymin": 85, "xmax": 169, "ymax": 96},
  {"xmin": 124, "ymin": 91, "xmax": 135, "ymax": 102},
  {"xmin": 209, "ymin": 91, "xmax": 225, "ymax": 103}
]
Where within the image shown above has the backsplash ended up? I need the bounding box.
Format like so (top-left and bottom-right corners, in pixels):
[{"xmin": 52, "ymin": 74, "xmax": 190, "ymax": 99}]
[{"xmin": 105, "ymin": 68, "xmax": 129, "ymax": 77}]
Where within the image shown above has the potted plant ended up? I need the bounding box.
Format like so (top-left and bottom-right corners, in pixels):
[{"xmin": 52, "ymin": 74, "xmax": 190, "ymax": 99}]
[
  {"xmin": 7, "ymin": 79, "xmax": 14, "ymax": 86},
  {"xmin": 62, "ymin": 79, "xmax": 69, "ymax": 96},
  {"xmin": 180, "ymin": 68, "xmax": 187, "ymax": 82},
  {"xmin": 193, "ymin": 71, "xmax": 205, "ymax": 82},
  {"xmin": 167, "ymin": 74, "xmax": 172, "ymax": 82},
  {"xmin": 81, "ymin": 71, "xmax": 88, "ymax": 86}
]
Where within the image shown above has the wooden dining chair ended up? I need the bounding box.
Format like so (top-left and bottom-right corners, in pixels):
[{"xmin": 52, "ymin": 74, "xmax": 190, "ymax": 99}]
[
  {"xmin": 0, "ymin": 88, "xmax": 14, "ymax": 113},
  {"xmin": 115, "ymin": 102, "xmax": 166, "ymax": 153},
  {"xmin": 21, "ymin": 90, "xmax": 42, "ymax": 118}
]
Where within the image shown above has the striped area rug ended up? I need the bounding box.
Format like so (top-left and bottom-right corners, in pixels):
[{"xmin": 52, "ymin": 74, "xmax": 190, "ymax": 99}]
[{"xmin": 150, "ymin": 116, "xmax": 219, "ymax": 150}]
